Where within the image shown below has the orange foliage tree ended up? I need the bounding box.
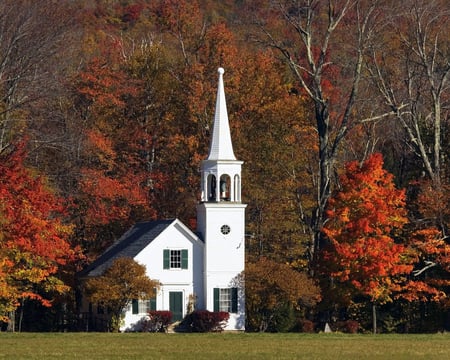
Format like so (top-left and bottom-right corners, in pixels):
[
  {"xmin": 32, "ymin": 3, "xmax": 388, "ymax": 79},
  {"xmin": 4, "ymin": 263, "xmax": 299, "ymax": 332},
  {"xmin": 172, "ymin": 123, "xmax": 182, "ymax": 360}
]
[
  {"xmin": 321, "ymin": 153, "xmax": 413, "ymax": 333},
  {"xmin": 0, "ymin": 142, "xmax": 76, "ymax": 324}
]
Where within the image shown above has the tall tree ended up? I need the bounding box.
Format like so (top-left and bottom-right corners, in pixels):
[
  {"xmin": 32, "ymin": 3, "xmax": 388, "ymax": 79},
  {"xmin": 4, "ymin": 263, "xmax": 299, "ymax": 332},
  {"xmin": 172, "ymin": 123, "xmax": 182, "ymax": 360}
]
[
  {"xmin": 0, "ymin": 142, "xmax": 76, "ymax": 328},
  {"xmin": 321, "ymin": 153, "xmax": 413, "ymax": 333}
]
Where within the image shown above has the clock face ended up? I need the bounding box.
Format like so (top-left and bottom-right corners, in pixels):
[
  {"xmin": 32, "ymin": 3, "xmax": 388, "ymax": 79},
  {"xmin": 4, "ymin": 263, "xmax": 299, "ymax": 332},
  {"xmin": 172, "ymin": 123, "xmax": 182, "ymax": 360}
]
[{"xmin": 220, "ymin": 224, "xmax": 231, "ymax": 235}]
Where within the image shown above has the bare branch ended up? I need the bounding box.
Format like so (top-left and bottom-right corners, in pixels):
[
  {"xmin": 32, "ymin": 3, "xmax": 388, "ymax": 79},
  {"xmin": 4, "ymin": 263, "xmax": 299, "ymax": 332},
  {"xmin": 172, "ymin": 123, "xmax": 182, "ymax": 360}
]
[{"xmin": 412, "ymin": 261, "xmax": 437, "ymax": 277}]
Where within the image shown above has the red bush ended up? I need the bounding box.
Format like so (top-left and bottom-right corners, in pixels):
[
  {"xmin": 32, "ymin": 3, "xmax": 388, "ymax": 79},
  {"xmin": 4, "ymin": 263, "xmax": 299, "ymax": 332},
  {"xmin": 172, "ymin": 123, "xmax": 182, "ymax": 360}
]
[
  {"xmin": 181, "ymin": 310, "xmax": 230, "ymax": 332},
  {"xmin": 334, "ymin": 320, "xmax": 360, "ymax": 333},
  {"xmin": 141, "ymin": 311, "xmax": 172, "ymax": 332},
  {"xmin": 344, "ymin": 320, "xmax": 359, "ymax": 334}
]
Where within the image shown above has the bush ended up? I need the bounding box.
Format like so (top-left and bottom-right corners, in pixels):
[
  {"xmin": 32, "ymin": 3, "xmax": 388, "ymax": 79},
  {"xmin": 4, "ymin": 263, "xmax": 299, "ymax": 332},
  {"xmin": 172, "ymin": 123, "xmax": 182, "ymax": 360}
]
[
  {"xmin": 139, "ymin": 311, "xmax": 172, "ymax": 332},
  {"xmin": 181, "ymin": 310, "xmax": 229, "ymax": 332},
  {"xmin": 334, "ymin": 320, "xmax": 360, "ymax": 333},
  {"xmin": 298, "ymin": 319, "xmax": 315, "ymax": 333},
  {"xmin": 345, "ymin": 320, "xmax": 360, "ymax": 334}
]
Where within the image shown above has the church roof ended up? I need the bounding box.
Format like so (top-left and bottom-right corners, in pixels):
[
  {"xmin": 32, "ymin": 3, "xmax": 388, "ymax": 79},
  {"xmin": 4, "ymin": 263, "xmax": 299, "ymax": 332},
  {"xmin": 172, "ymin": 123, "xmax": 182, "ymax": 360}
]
[
  {"xmin": 207, "ymin": 68, "xmax": 236, "ymax": 161},
  {"xmin": 79, "ymin": 219, "xmax": 176, "ymax": 277}
]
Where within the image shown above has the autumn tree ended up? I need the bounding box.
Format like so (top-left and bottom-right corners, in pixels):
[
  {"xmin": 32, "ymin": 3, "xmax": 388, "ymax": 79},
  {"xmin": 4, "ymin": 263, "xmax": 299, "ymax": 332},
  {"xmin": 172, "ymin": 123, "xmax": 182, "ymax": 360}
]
[
  {"xmin": 321, "ymin": 153, "xmax": 413, "ymax": 333},
  {"xmin": 0, "ymin": 142, "xmax": 76, "ymax": 330},
  {"xmin": 246, "ymin": 257, "xmax": 321, "ymax": 332},
  {"xmin": 361, "ymin": 1, "xmax": 449, "ymax": 329},
  {"xmin": 83, "ymin": 257, "xmax": 159, "ymax": 332}
]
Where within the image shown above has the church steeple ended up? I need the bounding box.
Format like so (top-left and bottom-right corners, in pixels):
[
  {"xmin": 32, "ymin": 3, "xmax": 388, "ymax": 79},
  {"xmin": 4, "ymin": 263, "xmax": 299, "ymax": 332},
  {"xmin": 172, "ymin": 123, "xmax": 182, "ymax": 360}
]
[
  {"xmin": 207, "ymin": 68, "xmax": 236, "ymax": 161},
  {"xmin": 199, "ymin": 68, "xmax": 243, "ymax": 203},
  {"xmin": 196, "ymin": 67, "xmax": 246, "ymax": 331}
]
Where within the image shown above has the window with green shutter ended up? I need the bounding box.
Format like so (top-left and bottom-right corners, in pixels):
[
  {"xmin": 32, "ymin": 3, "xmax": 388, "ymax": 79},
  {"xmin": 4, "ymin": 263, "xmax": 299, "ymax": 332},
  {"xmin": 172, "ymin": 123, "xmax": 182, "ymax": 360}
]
[
  {"xmin": 163, "ymin": 249, "xmax": 188, "ymax": 269},
  {"xmin": 213, "ymin": 287, "xmax": 238, "ymax": 313}
]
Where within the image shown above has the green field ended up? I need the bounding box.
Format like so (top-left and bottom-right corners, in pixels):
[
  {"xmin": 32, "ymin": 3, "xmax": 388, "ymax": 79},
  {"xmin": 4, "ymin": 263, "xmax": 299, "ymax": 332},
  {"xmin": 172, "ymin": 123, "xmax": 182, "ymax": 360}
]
[{"xmin": 0, "ymin": 332, "xmax": 449, "ymax": 359}]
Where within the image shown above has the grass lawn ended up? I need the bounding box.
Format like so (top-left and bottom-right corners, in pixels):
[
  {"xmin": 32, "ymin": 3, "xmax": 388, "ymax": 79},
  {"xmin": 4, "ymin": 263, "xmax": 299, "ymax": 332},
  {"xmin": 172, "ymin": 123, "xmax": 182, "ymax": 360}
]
[{"xmin": 0, "ymin": 332, "xmax": 449, "ymax": 359}]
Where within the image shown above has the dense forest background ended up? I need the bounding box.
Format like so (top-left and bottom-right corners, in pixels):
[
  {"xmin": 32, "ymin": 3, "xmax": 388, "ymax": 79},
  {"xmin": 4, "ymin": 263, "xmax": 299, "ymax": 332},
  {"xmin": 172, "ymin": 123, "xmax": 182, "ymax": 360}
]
[{"xmin": 0, "ymin": 0, "xmax": 448, "ymax": 333}]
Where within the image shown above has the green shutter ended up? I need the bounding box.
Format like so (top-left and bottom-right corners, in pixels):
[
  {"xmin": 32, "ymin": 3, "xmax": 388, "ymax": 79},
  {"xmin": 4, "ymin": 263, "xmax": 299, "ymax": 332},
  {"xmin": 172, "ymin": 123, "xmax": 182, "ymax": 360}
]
[
  {"xmin": 150, "ymin": 288, "xmax": 157, "ymax": 311},
  {"xmin": 231, "ymin": 288, "xmax": 238, "ymax": 313},
  {"xmin": 163, "ymin": 249, "xmax": 170, "ymax": 269},
  {"xmin": 181, "ymin": 249, "xmax": 188, "ymax": 269},
  {"xmin": 213, "ymin": 288, "xmax": 219, "ymax": 312},
  {"xmin": 132, "ymin": 299, "xmax": 138, "ymax": 314}
]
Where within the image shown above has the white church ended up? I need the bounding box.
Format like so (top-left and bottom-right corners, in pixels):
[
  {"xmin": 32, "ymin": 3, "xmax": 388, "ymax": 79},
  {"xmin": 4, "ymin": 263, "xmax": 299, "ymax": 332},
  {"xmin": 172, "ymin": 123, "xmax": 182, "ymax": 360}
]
[{"xmin": 79, "ymin": 68, "xmax": 246, "ymax": 331}]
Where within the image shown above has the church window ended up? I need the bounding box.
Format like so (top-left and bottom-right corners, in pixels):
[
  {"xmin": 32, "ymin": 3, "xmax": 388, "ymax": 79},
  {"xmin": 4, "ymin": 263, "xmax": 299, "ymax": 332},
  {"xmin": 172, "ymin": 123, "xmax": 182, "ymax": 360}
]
[
  {"xmin": 163, "ymin": 249, "xmax": 188, "ymax": 269},
  {"xmin": 213, "ymin": 288, "xmax": 238, "ymax": 313}
]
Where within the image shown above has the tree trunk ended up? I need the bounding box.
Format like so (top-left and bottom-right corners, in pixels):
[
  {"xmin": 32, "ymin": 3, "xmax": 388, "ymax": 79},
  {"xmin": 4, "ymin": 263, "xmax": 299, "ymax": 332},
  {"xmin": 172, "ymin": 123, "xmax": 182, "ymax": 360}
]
[
  {"xmin": 372, "ymin": 302, "xmax": 377, "ymax": 334},
  {"xmin": 18, "ymin": 299, "xmax": 24, "ymax": 332},
  {"xmin": 6, "ymin": 311, "xmax": 15, "ymax": 332}
]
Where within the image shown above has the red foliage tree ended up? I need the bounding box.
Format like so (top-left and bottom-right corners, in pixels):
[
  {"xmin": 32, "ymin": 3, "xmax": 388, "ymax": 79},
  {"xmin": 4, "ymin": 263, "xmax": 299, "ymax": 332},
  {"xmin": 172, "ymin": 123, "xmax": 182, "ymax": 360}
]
[
  {"xmin": 73, "ymin": 52, "xmax": 158, "ymax": 257},
  {"xmin": 321, "ymin": 153, "xmax": 413, "ymax": 333},
  {"xmin": 0, "ymin": 142, "xmax": 76, "ymax": 322}
]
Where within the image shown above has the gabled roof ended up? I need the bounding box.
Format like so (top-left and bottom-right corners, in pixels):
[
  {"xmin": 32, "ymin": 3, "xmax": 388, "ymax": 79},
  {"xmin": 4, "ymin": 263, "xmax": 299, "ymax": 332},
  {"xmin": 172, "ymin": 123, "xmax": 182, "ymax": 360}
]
[
  {"xmin": 79, "ymin": 219, "xmax": 176, "ymax": 278},
  {"xmin": 207, "ymin": 67, "xmax": 236, "ymax": 161}
]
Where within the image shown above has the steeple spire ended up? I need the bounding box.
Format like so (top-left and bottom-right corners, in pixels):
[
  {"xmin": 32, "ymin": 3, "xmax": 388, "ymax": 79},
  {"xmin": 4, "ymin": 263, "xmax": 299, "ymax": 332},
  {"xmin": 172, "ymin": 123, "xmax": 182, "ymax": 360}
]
[{"xmin": 207, "ymin": 68, "xmax": 236, "ymax": 161}]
